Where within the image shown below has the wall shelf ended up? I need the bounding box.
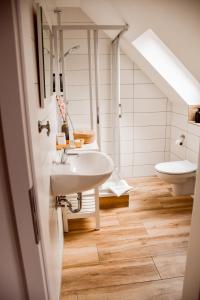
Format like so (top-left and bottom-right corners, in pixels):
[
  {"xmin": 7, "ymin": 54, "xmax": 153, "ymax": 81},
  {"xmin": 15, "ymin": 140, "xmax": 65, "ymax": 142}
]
[
  {"xmin": 188, "ymin": 120, "xmax": 200, "ymax": 127},
  {"xmin": 67, "ymin": 140, "xmax": 99, "ymax": 153},
  {"xmin": 188, "ymin": 105, "xmax": 200, "ymax": 122}
]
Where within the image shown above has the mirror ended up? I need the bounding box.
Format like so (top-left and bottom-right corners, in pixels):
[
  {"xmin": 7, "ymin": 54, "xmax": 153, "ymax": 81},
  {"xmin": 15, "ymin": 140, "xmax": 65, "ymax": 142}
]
[{"xmin": 36, "ymin": 5, "xmax": 53, "ymax": 108}]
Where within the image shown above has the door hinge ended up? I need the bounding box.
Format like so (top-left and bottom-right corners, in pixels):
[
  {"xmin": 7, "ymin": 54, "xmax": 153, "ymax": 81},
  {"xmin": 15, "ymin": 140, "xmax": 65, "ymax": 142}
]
[{"xmin": 29, "ymin": 186, "xmax": 40, "ymax": 244}]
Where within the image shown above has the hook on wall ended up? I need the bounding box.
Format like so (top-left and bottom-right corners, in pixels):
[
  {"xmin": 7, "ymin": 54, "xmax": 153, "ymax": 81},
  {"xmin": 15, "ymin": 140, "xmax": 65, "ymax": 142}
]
[{"xmin": 38, "ymin": 120, "xmax": 51, "ymax": 136}]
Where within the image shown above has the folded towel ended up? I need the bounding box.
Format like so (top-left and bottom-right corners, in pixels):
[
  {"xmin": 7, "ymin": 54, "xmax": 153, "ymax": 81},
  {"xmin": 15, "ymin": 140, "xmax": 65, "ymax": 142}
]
[{"xmin": 102, "ymin": 179, "xmax": 132, "ymax": 197}]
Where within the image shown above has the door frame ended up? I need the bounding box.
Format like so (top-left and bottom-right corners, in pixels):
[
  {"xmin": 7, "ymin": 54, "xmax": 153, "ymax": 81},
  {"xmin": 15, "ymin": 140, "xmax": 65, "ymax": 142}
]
[
  {"xmin": 182, "ymin": 144, "xmax": 200, "ymax": 300},
  {"xmin": 1, "ymin": 0, "xmax": 200, "ymax": 299},
  {"xmin": 0, "ymin": 0, "xmax": 48, "ymax": 298}
]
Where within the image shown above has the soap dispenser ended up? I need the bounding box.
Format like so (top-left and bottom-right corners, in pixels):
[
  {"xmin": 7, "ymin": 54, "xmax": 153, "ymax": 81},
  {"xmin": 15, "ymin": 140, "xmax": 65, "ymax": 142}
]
[
  {"xmin": 195, "ymin": 108, "xmax": 200, "ymax": 123},
  {"xmin": 61, "ymin": 120, "xmax": 69, "ymax": 141}
]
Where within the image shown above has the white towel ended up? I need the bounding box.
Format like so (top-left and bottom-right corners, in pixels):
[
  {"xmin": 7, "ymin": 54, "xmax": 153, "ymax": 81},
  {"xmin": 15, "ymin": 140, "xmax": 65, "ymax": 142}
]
[{"xmin": 103, "ymin": 179, "xmax": 132, "ymax": 197}]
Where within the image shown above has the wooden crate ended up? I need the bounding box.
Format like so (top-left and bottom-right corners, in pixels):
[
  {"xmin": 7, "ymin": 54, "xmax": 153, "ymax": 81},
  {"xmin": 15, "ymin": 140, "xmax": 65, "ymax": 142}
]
[{"xmin": 100, "ymin": 193, "xmax": 129, "ymax": 209}]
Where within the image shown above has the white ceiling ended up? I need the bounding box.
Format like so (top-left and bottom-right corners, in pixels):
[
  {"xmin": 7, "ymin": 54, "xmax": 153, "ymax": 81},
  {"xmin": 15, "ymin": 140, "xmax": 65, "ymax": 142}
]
[
  {"xmin": 45, "ymin": 0, "xmax": 200, "ymax": 105},
  {"xmin": 47, "ymin": 0, "xmax": 80, "ymax": 8}
]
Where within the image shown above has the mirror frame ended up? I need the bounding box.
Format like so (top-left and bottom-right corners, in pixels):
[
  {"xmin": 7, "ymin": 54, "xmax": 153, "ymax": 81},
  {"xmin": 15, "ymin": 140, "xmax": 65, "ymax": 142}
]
[{"xmin": 36, "ymin": 4, "xmax": 53, "ymax": 108}]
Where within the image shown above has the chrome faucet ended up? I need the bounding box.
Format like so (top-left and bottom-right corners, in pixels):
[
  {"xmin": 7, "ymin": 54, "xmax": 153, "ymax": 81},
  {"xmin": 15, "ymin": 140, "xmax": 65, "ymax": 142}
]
[
  {"xmin": 61, "ymin": 148, "xmax": 67, "ymax": 164},
  {"xmin": 60, "ymin": 148, "xmax": 79, "ymax": 164}
]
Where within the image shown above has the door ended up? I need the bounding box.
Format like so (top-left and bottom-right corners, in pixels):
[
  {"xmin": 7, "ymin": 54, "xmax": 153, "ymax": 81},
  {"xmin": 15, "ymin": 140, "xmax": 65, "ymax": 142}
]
[
  {"xmin": 17, "ymin": 0, "xmax": 64, "ymax": 299},
  {"xmin": 0, "ymin": 0, "xmax": 48, "ymax": 298},
  {"xmin": 0, "ymin": 0, "xmax": 63, "ymax": 299},
  {"xmin": 182, "ymin": 144, "xmax": 200, "ymax": 300}
]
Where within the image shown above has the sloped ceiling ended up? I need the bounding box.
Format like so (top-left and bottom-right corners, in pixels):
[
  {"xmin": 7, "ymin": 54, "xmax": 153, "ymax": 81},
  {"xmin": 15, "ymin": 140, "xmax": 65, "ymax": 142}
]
[
  {"xmin": 133, "ymin": 29, "xmax": 200, "ymax": 105},
  {"xmin": 109, "ymin": 0, "xmax": 200, "ymax": 83},
  {"xmin": 80, "ymin": 0, "xmax": 200, "ymax": 105},
  {"xmin": 50, "ymin": 0, "xmax": 200, "ymax": 105}
]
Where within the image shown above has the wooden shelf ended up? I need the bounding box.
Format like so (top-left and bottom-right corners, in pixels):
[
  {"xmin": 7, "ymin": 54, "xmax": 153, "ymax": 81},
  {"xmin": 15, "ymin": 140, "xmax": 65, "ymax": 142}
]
[
  {"xmin": 188, "ymin": 120, "xmax": 200, "ymax": 127},
  {"xmin": 56, "ymin": 140, "xmax": 99, "ymax": 151}
]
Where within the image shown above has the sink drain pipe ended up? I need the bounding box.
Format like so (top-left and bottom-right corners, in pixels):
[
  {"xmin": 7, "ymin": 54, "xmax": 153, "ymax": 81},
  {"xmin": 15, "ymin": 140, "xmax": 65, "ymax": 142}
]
[{"xmin": 56, "ymin": 192, "xmax": 82, "ymax": 213}]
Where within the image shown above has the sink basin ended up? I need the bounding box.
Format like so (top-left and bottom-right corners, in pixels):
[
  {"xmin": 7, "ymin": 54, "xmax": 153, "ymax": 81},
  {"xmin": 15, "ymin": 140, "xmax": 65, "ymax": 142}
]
[{"xmin": 50, "ymin": 151, "xmax": 114, "ymax": 195}]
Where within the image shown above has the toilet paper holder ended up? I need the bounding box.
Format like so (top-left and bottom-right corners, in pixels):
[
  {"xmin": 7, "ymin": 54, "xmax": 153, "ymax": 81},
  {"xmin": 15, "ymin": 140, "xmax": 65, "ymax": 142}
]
[{"xmin": 176, "ymin": 134, "xmax": 185, "ymax": 146}]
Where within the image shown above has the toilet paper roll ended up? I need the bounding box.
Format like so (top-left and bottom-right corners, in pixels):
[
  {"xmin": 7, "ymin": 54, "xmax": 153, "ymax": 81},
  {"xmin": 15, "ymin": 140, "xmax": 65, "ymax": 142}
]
[
  {"xmin": 175, "ymin": 139, "xmax": 182, "ymax": 145},
  {"xmin": 175, "ymin": 135, "xmax": 185, "ymax": 146}
]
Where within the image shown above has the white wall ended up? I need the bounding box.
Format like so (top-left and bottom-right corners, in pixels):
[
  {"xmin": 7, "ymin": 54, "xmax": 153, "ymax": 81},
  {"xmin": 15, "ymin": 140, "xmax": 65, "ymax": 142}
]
[
  {"xmin": 60, "ymin": 6, "xmax": 200, "ymax": 177},
  {"xmin": 122, "ymin": 63, "xmax": 170, "ymax": 177},
  {"xmin": 170, "ymin": 102, "xmax": 200, "ymax": 164},
  {"xmin": 19, "ymin": 0, "xmax": 63, "ymax": 299},
  {"xmin": 61, "ymin": 7, "xmax": 170, "ymax": 178},
  {"xmin": 80, "ymin": 0, "xmax": 200, "ymax": 113}
]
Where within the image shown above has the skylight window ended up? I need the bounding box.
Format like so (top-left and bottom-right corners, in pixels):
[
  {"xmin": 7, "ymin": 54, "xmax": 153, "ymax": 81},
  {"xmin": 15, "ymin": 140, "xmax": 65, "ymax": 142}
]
[{"xmin": 132, "ymin": 29, "xmax": 200, "ymax": 105}]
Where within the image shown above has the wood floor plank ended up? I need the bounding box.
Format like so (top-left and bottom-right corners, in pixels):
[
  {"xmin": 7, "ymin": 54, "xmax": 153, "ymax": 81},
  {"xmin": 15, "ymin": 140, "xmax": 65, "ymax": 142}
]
[
  {"xmin": 62, "ymin": 246, "xmax": 99, "ymax": 268},
  {"xmin": 153, "ymin": 253, "xmax": 187, "ymax": 279},
  {"xmin": 68, "ymin": 214, "xmax": 120, "ymax": 232},
  {"xmin": 100, "ymin": 213, "xmax": 120, "ymax": 227},
  {"xmin": 78, "ymin": 293, "xmax": 107, "ymax": 300},
  {"xmin": 64, "ymin": 224, "xmax": 148, "ymax": 247},
  {"xmin": 129, "ymin": 197, "xmax": 163, "ymax": 210},
  {"xmin": 97, "ymin": 233, "xmax": 188, "ymax": 262},
  {"xmin": 76, "ymin": 277, "xmax": 184, "ymax": 300},
  {"xmin": 60, "ymin": 294, "xmax": 78, "ymax": 300},
  {"xmin": 144, "ymin": 218, "xmax": 191, "ymax": 237},
  {"xmin": 61, "ymin": 176, "xmax": 192, "ymax": 299},
  {"xmin": 159, "ymin": 195, "xmax": 193, "ymax": 209},
  {"xmin": 61, "ymin": 258, "xmax": 160, "ymax": 293},
  {"xmin": 117, "ymin": 207, "xmax": 192, "ymax": 227}
]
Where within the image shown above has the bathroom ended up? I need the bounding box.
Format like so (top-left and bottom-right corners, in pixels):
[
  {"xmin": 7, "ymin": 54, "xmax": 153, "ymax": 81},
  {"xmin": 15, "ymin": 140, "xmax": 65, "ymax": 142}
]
[{"xmin": 1, "ymin": 0, "xmax": 200, "ymax": 299}]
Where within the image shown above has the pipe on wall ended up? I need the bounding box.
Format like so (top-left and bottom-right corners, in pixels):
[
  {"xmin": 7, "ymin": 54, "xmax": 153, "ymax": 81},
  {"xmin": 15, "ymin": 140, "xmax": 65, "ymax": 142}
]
[
  {"xmin": 93, "ymin": 29, "xmax": 101, "ymax": 149},
  {"xmin": 87, "ymin": 30, "xmax": 94, "ymax": 130}
]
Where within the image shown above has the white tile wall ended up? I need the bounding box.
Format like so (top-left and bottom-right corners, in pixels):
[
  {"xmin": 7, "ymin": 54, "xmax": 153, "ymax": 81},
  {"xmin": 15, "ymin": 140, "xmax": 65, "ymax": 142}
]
[
  {"xmin": 134, "ymin": 152, "xmax": 165, "ymax": 166},
  {"xmin": 171, "ymin": 112, "xmax": 188, "ymax": 131},
  {"xmin": 134, "ymin": 139, "xmax": 166, "ymax": 153},
  {"xmin": 133, "ymin": 126, "xmax": 166, "ymax": 139},
  {"xmin": 134, "ymin": 84, "xmax": 165, "ymax": 99},
  {"xmin": 64, "ymin": 7, "xmax": 200, "ymax": 175},
  {"xmin": 61, "ymin": 7, "xmax": 170, "ymax": 178},
  {"xmin": 121, "ymin": 99, "xmax": 133, "ymax": 112},
  {"xmin": 134, "ymin": 70, "xmax": 152, "ymax": 84},
  {"xmin": 120, "ymin": 70, "xmax": 133, "ymax": 84},
  {"xmin": 120, "ymin": 85, "xmax": 133, "ymax": 99},
  {"xmin": 169, "ymin": 102, "xmax": 200, "ymax": 164},
  {"xmin": 120, "ymin": 127, "xmax": 133, "ymax": 141},
  {"xmin": 120, "ymin": 113, "xmax": 133, "ymax": 127},
  {"xmin": 133, "ymin": 112, "xmax": 166, "ymax": 126},
  {"xmin": 120, "ymin": 54, "xmax": 133, "ymax": 70},
  {"xmin": 134, "ymin": 99, "xmax": 166, "ymax": 113},
  {"xmin": 133, "ymin": 165, "xmax": 155, "ymax": 177}
]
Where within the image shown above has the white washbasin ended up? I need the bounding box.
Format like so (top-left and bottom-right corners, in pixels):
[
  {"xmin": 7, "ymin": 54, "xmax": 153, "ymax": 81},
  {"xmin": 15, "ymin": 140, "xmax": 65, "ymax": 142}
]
[{"xmin": 50, "ymin": 151, "xmax": 114, "ymax": 195}]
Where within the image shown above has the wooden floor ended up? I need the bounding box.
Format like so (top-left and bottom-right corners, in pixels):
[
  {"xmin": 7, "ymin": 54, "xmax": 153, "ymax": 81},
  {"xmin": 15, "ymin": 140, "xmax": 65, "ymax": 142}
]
[{"xmin": 60, "ymin": 176, "xmax": 193, "ymax": 300}]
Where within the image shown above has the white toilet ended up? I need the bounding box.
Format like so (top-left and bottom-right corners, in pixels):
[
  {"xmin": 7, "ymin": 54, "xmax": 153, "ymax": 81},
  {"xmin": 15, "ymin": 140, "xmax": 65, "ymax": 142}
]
[{"xmin": 155, "ymin": 160, "xmax": 197, "ymax": 196}]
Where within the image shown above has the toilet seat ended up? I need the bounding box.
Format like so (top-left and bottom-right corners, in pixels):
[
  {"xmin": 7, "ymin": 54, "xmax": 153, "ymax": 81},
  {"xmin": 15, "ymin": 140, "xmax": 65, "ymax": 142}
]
[{"xmin": 155, "ymin": 160, "xmax": 197, "ymax": 175}]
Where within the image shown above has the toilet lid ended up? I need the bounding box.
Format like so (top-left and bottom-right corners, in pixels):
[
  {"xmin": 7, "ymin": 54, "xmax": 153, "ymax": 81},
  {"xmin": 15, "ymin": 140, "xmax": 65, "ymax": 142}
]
[{"xmin": 155, "ymin": 160, "xmax": 197, "ymax": 175}]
